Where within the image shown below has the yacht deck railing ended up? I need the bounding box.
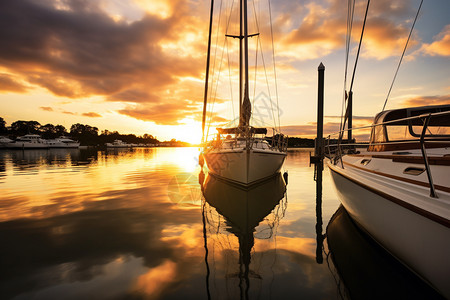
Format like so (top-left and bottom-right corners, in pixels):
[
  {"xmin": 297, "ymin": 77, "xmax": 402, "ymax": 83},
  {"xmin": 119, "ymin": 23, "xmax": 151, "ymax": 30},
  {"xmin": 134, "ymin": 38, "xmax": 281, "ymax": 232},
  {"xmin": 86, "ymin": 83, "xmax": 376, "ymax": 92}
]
[{"xmin": 324, "ymin": 110, "xmax": 450, "ymax": 198}]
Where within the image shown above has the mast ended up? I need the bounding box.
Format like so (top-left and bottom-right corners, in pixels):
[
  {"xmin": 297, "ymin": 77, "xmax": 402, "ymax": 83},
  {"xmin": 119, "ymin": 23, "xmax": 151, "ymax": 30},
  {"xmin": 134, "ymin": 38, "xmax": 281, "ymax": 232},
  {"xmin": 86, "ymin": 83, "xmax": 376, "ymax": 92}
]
[
  {"xmin": 239, "ymin": 0, "xmax": 251, "ymax": 129},
  {"xmin": 239, "ymin": 0, "xmax": 243, "ymax": 127},
  {"xmin": 201, "ymin": 0, "xmax": 215, "ymax": 144}
]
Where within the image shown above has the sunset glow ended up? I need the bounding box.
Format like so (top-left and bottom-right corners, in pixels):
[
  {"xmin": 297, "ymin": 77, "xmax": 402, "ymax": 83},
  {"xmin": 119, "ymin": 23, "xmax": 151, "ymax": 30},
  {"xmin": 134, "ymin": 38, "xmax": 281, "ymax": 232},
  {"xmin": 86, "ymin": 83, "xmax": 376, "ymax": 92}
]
[{"xmin": 0, "ymin": 0, "xmax": 448, "ymax": 142}]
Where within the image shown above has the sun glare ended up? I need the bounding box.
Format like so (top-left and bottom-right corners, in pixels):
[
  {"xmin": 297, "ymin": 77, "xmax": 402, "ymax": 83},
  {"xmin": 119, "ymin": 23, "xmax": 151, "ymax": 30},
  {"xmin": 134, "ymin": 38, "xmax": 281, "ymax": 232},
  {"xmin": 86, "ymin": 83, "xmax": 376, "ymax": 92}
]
[{"xmin": 173, "ymin": 120, "xmax": 202, "ymax": 145}]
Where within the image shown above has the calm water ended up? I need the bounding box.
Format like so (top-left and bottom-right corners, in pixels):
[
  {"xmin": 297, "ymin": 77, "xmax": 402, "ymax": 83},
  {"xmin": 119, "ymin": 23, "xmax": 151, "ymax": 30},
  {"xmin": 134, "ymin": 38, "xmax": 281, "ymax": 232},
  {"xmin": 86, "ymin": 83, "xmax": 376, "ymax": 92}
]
[{"xmin": 0, "ymin": 148, "xmax": 442, "ymax": 299}]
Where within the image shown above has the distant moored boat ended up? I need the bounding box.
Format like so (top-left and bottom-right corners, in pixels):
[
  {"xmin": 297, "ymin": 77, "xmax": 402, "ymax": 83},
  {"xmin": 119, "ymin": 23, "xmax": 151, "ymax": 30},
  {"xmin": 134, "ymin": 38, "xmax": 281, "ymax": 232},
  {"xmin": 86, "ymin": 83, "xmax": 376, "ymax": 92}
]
[
  {"xmin": 46, "ymin": 136, "xmax": 80, "ymax": 148},
  {"xmin": 5, "ymin": 134, "xmax": 48, "ymax": 149},
  {"xmin": 106, "ymin": 140, "xmax": 131, "ymax": 148}
]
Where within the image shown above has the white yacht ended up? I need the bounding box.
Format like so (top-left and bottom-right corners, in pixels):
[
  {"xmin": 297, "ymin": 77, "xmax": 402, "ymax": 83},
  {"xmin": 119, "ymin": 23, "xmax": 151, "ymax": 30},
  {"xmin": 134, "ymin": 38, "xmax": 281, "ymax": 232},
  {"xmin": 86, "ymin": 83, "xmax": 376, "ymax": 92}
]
[
  {"xmin": 46, "ymin": 136, "xmax": 80, "ymax": 148},
  {"xmin": 326, "ymin": 105, "xmax": 450, "ymax": 298},
  {"xmin": 200, "ymin": 0, "xmax": 287, "ymax": 186},
  {"xmin": 106, "ymin": 140, "xmax": 131, "ymax": 148},
  {"xmin": 5, "ymin": 134, "xmax": 48, "ymax": 149},
  {"xmin": 0, "ymin": 136, "xmax": 13, "ymax": 148}
]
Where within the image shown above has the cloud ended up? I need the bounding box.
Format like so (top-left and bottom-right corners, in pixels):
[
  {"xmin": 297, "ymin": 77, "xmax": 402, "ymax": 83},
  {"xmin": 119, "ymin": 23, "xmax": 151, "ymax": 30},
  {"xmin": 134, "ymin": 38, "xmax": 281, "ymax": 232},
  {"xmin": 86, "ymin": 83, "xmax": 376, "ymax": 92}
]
[
  {"xmin": 119, "ymin": 103, "xmax": 196, "ymax": 125},
  {"xmin": 402, "ymin": 94, "xmax": 450, "ymax": 107},
  {"xmin": 360, "ymin": 17, "xmax": 416, "ymax": 60},
  {"xmin": 0, "ymin": 0, "xmax": 206, "ymax": 123},
  {"xmin": 281, "ymin": 115, "xmax": 373, "ymax": 137},
  {"xmin": 276, "ymin": 0, "xmax": 418, "ymax": 60},
  {"xmin": 82, "ymin": 112, "xmax": 102, "ymax": 118},
  {"xmin": 278, "ymin": 2, "xmax": 347, "ymax": 59},
  {"xmin": 63, "ymin": 111, "xmax": 76, "ymax": 115},
  {"xmin": 39, "ymin": 106, "xmax": 54, "ymax": 112},
  {"xmin": 420, "ymin": 25, "xmax": 450, "ymax": 57},
  {"xmin": 281, "ymin": 122, "xmax": 341, "ymax": 137},
  {"xmin": 325, "ymin": 115, "xmax": 373, "ymax": 122},
  {"xmin": 0, "ymin": 73, "xmax": 28, "ymax": 93}
]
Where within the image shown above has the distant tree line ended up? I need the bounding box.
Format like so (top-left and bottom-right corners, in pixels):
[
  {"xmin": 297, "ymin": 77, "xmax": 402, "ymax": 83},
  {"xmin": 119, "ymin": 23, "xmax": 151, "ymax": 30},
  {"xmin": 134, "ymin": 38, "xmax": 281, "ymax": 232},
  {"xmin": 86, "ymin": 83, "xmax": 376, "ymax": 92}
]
[
  {"xmin": 287, "ymin": 137, "xmax": 315, "ymax": 148},
  {"xmin": 0, "ymin": 117, "xmax": 160, "ymax": 146}
]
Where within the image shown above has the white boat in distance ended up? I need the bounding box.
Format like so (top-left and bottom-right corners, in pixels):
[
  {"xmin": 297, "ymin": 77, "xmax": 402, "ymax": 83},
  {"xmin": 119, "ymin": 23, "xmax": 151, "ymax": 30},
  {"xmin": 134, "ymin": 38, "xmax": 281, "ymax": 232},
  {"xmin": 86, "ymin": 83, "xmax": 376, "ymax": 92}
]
[
  {"xmin": 46, "ymin": 136, "xmax": 80, "ymax": 148},
  {"xmin": 0, "ymin": 136, "xmax": 13, "ymax": 148},
  {"xmin": 326, "ymin": 105, "xmax": 450, "ymax": 298},
  {"xmin": 201, "ymin": 0, "xmax": 287, "ymax": 186},
  {"xmin": 5, "ymin": 134, "xmax": 48, "ymax": 149},
  {"xmin": 106, "ymin": 140, "xmax": 131, "ymax": 148}
]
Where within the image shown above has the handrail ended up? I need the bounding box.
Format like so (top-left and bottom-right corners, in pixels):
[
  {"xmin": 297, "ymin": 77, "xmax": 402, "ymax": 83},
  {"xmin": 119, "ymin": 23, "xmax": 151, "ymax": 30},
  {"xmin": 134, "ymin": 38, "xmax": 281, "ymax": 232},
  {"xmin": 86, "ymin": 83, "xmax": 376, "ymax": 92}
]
[
  {"xmin": 327, "ymin": 110, "xmax": 450, "ymax": 138},
  {"xmin": 325, "ymin": 111, "xmax": 449, "ymax": 198},
  {"xmin": 419, "ymin": 114, "xmax": 437, "ymax": 198}
]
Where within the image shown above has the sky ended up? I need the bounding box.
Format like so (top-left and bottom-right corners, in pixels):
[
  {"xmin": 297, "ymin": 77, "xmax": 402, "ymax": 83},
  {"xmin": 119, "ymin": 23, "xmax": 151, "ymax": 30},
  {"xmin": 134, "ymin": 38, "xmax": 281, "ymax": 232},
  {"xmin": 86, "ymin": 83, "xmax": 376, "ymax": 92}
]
[{"xmin": 0, "ymin": 0, "xmax": 449, "ymax": 144}]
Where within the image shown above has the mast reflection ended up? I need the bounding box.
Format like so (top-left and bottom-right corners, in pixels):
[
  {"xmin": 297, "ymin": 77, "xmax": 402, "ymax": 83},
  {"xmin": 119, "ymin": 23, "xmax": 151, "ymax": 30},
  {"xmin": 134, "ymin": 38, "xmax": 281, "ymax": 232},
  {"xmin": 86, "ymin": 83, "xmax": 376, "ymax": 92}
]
[{"xmin": 200, "ymin": 173, "xmax": 287, "ymax": 300}]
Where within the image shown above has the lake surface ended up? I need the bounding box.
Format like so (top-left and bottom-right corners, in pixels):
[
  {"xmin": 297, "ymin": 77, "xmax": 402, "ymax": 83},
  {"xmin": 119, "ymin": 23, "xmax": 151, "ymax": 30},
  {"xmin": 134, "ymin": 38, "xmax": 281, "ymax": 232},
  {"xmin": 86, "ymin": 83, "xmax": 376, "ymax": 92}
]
[{"xmin": 0, "ymin": 148, "xmax": 442, "ymax": 299}]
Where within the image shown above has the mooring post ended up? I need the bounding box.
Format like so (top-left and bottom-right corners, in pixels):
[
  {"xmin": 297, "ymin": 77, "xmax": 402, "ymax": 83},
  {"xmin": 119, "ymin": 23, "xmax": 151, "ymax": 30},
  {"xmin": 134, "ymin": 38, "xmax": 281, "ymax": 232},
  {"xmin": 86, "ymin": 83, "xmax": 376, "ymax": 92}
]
[{"xmin": 316, "ymin": 62, "xmax": 325, "ymax": 160}]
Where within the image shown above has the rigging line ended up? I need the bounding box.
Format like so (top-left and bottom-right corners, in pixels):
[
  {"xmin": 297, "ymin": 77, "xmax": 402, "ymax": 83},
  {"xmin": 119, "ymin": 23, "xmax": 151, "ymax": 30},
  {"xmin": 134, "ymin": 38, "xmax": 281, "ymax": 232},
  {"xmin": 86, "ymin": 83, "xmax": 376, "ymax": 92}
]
[
  {"xmin": 251, "ymin": 0, "xmax": 277, "ymax": 130},
  {"xmin": 207, "ymin": 36, "xmax": 228, "ymax": 138},
  {"xmin": 252, "ymin": 35, "xmax": 259, "ymax": 126},
  {"xmin": 382, "ymin": 0, "xmax": 423, "ymax": 112},
  {"xmin": 349, "ymin": 0, "xmax": 370, "ymax": 93},
  {"xmin": 268, "ymin": 0, "xmax": 281, "ymax": 131},
  {"xmin": 208, "ymin": 0, "xmax": 223, "ymax": 105},
  {"xmin": 226, "ymin": 39, "xmax": 235, "ymax": 121},
  {"xmin": 206, "ymin": 0, "xmax": 235, "ymax": 137},
  {"xmin": 340, "ymin": 0, "xmax": 370, "ymax": 142},
  {"xmin": 201, "ymin": 0, "xmax": 215, "ymax": 144},
  {"xmin": 251, "ymin": 0, "xmax": 259, "ymax": 126},
  {"xmin": 259, "ymin": 29, "xmax": 277, "ymax": 129},
  {"xmin": 340, "ymin": 0, "xmax": 355, "ymax": 132},
  {"xmin": 206, "ymin": 0, "xmax": 224, "ymax": 130}
]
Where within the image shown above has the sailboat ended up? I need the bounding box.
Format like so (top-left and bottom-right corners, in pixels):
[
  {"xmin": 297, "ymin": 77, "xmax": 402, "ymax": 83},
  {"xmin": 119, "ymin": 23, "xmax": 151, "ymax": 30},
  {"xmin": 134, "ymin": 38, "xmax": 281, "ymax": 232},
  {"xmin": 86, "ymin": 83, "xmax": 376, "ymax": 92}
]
[
  {"xmin": 324, "ymin": 2, "xmax": 450, "ymax": 298},
  {"xmin": 200, "ymin": 0, "xmax": 287, "ymax": 186}
]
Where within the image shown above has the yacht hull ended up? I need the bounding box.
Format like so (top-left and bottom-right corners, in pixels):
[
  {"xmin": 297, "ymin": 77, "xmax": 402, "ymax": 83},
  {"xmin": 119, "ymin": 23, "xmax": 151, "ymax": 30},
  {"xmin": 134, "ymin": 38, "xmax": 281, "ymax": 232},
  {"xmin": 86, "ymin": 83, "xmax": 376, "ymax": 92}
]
[
  {"xmin": 5, "ymin": 142, "xmax": 48, "ymax": 149},
  {"xmin": 203, "ymin": 149, "xmax": 286, "ymax": 186},
  {"xmin": 327, "ymin": 158, "xmax": 450, "ymax": 298},
  {"xmin": 47, "ymin": 142, "xmax": 80, "ymax": 148}
]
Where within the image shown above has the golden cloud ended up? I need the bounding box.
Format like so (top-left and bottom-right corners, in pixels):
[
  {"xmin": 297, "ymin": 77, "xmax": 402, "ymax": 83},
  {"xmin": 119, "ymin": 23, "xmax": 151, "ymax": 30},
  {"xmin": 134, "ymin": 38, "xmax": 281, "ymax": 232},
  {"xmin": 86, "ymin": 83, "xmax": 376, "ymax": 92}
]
[
  {"xmin": 420, "ymin": 25, "xmax": 450, "ymax": 57},
  {"xmin": 276, "ymin": 0, "xmax": 418, "ymax": 60},
  {"xmin": 0, "ymin": 73, "xmax": 28, "ymax": 93},
  {"xmin": 82, "ymin": 112, "xmax": 102, "ymax": 118},
  {"xmin": 402, "ymin": 94, "xmax": 450, "ymax": 107},
  {"xmin": 39, "ymin": 106, "xmax": 54, "ymax": 112},
  {"xmin": 0, "ymin": 0, "xmax": 207, "ymax": 123}
]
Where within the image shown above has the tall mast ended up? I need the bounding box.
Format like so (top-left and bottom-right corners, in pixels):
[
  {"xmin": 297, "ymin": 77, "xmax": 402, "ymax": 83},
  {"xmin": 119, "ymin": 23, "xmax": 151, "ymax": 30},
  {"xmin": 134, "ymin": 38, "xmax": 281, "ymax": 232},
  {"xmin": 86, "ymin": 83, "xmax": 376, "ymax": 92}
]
[
  {"xmin": 243, "ymin": 0, "xmax": 249, "ymax": 104},
  {"xmin": 239, "ymin": 0, "xmax": 251, "ymax": 129},
  {"xmin": 239, "ymin": 0, "xmax": 243, "ymax": 125},
  {"xmin": 201, "ymin": 0, "xmax": 214, "ymax": 144}
]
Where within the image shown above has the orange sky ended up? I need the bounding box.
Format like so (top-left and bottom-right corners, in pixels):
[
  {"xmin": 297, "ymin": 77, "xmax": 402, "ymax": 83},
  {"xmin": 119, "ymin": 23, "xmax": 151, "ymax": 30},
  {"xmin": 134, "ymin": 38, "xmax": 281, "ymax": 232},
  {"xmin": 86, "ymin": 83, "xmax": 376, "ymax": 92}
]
[{"xmin": 0, "ymin": 0, "xmax": 449, "ymax": 143}]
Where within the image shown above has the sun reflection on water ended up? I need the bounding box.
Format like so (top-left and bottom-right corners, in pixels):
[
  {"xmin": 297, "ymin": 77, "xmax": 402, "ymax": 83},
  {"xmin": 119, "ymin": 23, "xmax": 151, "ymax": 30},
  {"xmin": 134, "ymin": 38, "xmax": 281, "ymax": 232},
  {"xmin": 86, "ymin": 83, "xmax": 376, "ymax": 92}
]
[{"xmin": 0, "ymin": 147, "xmax": 351, "ymax": 299}]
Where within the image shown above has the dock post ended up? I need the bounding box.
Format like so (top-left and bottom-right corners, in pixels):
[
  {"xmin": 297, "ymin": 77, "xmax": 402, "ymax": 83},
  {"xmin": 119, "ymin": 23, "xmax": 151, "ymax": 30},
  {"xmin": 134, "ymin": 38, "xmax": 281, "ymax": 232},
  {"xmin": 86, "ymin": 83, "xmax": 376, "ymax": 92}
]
[
  {"xmin": 316, "ymin": 63, "xmax": 325, "ymax": 160},
  {"xmin": 310, "ymin": 62, "xmax": 325, "ymax": 167}
]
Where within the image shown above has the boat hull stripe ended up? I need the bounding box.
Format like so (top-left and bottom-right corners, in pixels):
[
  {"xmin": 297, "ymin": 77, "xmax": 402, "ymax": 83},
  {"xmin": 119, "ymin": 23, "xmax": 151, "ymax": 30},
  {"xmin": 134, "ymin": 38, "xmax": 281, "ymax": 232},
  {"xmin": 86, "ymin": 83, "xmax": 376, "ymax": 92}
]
[
  {"xmin": 343, "ymin": 161, "xmax": 450, "ymax": 194},
  {"xmin": 328, "ymin": 164, "xmax": 450, "ymax": 228}
]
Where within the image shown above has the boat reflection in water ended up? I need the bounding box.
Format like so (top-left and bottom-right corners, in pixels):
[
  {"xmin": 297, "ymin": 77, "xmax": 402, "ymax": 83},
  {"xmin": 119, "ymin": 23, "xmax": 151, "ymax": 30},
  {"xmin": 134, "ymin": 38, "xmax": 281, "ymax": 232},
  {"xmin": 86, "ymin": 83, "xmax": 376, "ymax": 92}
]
[
  {"xmin": 200, "ymin": 172, "xmax": 287, "ymax": 300},
  {"xmin": 325, "ymin": 206, "xmax": 445, "ymax": 300}
]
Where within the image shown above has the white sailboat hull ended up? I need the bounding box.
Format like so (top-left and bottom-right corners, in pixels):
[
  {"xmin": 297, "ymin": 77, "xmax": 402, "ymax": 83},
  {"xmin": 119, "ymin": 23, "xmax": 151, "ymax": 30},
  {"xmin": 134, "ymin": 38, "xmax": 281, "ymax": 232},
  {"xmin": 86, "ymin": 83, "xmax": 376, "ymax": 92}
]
[
  {"xmin": 327, "ymin": 156, "xmax": 450, "ymax": 298},
  {"xmin": 204, "ymin": 149, "xmax": 286, "ymax": 185}
]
